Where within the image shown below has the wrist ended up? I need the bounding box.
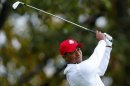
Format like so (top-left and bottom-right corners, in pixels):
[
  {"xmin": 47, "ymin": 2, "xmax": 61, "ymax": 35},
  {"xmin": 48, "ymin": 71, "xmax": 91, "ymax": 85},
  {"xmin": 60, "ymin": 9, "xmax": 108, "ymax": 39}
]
[{"xmin": 106, "ymin": 46, "xmax": 112, "ymax": 48}]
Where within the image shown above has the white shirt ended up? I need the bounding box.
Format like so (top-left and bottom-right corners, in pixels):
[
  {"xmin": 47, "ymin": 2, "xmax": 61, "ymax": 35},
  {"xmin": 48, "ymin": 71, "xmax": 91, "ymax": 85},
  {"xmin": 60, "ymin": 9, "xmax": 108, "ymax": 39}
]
[{"xmin": 64, "ymin": 40, "xmax": 112, "ymax": 86}]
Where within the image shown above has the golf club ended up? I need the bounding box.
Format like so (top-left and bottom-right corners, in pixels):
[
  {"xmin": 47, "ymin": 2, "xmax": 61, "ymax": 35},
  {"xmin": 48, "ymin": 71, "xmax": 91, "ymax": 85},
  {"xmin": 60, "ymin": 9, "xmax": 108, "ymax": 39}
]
[{"xmin": 12, "ymin": 1, "xmax": 96, "ymax": 33}]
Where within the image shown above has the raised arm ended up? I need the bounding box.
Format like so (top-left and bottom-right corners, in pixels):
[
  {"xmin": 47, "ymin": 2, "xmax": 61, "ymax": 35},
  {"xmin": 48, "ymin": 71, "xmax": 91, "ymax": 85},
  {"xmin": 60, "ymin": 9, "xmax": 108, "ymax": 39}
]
[
  {"xmin": 97, "ymin": 33, "xmax": 113, "ymax": 76},
  {"xmin": 79, "ymin": 31, "xmax": 107, "ymax": 73}
]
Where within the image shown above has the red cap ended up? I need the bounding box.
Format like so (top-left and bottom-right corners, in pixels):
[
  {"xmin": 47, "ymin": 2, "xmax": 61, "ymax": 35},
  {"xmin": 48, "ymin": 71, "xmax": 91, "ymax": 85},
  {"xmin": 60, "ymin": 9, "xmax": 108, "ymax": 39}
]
[{"xmin": 59, "ymin": 39, "xmax": 82, "ymax": 56}]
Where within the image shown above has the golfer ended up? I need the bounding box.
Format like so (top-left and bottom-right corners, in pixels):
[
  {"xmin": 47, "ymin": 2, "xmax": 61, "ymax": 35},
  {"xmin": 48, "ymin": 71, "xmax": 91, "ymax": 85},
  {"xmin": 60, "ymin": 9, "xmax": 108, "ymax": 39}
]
[{"xmin": 59, "ymin": 31, "xmax": 113, "ymax": 86}]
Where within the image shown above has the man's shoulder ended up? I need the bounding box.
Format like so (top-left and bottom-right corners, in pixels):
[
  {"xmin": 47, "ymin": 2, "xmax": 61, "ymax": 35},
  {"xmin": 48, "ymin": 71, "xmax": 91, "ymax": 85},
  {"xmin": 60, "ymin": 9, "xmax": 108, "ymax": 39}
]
[{"xmin": 64, "ymin": 64, "xmax": 78, "ymax": 74}]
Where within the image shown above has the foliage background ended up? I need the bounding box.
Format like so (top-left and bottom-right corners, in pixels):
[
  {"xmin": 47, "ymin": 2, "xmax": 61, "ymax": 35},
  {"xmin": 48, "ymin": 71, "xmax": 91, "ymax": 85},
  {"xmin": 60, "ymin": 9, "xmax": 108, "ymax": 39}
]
[{"xmin": 0, "ymin": 0, "xmax": 130, "ymax": 86}]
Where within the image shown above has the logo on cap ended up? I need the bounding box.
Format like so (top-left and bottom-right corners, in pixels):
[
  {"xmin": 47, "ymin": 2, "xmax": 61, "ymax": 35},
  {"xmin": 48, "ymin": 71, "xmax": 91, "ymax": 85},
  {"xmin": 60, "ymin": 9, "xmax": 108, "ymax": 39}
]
[{"xmin": 69, "ymin": 40, "xmax": 74, "ymax": 44}]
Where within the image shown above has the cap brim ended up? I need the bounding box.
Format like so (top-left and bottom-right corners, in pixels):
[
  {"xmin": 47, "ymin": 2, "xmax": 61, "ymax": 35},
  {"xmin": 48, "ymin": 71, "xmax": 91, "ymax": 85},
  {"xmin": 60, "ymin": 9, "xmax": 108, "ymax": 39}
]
[{"xmin": 77, "ymin": 43, "xmax": 83, "ymax": 48}]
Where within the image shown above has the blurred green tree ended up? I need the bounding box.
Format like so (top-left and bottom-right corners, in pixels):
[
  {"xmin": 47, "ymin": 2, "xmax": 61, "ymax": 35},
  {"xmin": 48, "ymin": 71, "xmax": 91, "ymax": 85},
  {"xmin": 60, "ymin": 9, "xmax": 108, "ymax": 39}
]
[{"xmin": 0, "ymin": 0, "xmax": 130, "ymax": 86}]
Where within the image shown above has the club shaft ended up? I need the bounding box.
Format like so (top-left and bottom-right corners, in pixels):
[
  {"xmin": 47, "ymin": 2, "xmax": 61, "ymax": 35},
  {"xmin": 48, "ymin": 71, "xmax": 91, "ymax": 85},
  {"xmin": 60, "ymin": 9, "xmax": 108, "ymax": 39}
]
[{"xmin": 24, "ymin": 3, "xmax": 95, "ymax": 33}]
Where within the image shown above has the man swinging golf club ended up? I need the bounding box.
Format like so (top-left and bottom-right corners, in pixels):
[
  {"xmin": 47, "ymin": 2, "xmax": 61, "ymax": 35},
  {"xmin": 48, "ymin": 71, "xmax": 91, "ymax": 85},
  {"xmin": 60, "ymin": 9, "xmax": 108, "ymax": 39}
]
[
  {"xmin": 12, "ymin": 1, "xmax": 113, "ymax": 85},
  {"xmin": 59, "ymin": 31, "xmax": 113, "ymax": 86}
]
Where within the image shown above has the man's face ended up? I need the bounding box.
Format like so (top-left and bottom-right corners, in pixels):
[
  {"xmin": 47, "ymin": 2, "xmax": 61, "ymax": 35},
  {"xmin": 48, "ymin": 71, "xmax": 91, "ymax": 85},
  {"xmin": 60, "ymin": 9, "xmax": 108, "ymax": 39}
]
[{"xmin": 64, "ymin": 47, "xmax": 82, "ymax": 64}]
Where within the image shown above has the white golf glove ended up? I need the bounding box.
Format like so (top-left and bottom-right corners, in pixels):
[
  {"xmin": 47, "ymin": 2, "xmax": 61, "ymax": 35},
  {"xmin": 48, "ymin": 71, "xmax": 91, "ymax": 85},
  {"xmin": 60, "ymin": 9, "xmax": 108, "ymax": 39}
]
[{"xmin": 104, "ymin": 33, "xmax": 113, "ymax": 47}]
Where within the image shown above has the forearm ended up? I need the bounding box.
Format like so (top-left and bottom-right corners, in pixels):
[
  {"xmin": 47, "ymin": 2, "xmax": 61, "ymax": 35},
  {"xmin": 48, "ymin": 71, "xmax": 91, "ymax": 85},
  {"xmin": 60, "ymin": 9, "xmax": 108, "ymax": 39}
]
[
  {"xmin": 79, "ymin": 40, "xmax": 106, "ymax": 72},
  {"xmin": 97, "ymin": 33, "xmax": 113, "ymax": 76},
  {"xmin": 97, "ymin": 47, "xmax": 112, "ymax": 76},
  {"xmin": 88, "ymin": 40, "xmax": 106, "ymax": 65}
]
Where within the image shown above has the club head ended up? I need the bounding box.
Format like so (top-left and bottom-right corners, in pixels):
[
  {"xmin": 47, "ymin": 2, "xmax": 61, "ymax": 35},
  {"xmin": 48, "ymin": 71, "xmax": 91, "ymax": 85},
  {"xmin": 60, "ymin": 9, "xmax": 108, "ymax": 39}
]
[{"xmin": 12, "ymin": 1, "xmax": 24, "ymax": 9}]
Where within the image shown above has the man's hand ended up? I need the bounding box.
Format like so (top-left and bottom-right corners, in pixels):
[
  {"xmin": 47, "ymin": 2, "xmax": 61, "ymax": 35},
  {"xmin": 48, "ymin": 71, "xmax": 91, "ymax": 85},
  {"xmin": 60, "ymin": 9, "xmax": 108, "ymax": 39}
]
[
  {"xmin": 96, "ymin": 31, "xmax": 106, "ymax": 41},
  {"xmin": 96, "ymin": 31, "xmax": 113, "ymax": 47}
]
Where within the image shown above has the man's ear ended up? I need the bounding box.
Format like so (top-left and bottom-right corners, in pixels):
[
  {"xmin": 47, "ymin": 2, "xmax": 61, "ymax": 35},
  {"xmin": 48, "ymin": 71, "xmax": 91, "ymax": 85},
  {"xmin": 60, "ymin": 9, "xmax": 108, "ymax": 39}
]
[
  {"xmin": 63, "ymin": 56, "xmax": 67, "ymax": 60},
  {"xmin": 63, "ymin": 56, "xmax": 69, "ymax": 62},
  {"xmin": 63, "ymin": 55, "xmax": 66, "ymax": 59}
]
